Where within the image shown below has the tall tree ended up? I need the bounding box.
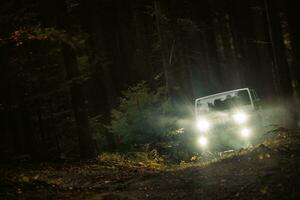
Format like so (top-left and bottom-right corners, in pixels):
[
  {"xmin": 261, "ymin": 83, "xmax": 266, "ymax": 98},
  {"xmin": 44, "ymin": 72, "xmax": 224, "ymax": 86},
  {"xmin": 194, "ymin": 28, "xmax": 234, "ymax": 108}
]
[
  {"xmin": 284, "ymin": 0, "xmax": 300, "ymax": 100},
  {"xmin": 153, "ymin": 0, "xmax": 172, "ymax": 99},
  {"xmin": 79, "ymin": 0, "xmax": 117, "ymax": 152},
  {"xmin": 54, "ymin": 1, "xmax": 95, "ymax": 159}
]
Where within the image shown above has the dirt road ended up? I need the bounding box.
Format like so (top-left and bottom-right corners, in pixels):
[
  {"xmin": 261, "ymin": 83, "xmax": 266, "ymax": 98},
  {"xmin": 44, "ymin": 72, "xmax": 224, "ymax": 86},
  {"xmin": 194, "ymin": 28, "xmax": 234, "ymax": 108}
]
[
  {"xmin": 1, "ymin": 129, "xmax": 300, "ymax": 200},
  {"xmin": 116, "ymin": 144, "xmax": 300, "ymax": 199}
]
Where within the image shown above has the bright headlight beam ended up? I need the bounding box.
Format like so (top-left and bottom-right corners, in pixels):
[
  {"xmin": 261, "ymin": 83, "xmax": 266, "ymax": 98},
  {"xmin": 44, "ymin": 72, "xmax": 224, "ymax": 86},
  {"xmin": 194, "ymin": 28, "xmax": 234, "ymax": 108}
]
[
  {"xmin": 198, "ymin": 136, "xmax": 208, "ymax": 147},
  {"xmin": 240, "ymin": 128, "xmax": 251, "ymax": 138},
  {"xmin": 196, "ymin": 118, "xmax": 210, "ymax": 132},
  {"xmin": 233, "ymin": 112, "xmax": 248, "ymax": 124}
]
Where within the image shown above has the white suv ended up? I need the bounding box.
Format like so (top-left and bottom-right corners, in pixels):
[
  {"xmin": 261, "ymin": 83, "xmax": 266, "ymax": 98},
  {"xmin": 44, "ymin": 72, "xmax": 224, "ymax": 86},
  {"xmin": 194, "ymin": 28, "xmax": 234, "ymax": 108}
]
[{"xmin": 195, "ymin": 88, "xmax": 262, "ymax": 151}]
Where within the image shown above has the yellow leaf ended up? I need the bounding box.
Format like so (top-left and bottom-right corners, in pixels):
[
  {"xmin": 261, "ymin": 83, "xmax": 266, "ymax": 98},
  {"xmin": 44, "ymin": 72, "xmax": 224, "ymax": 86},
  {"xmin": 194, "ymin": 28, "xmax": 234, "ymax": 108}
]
[
  {"xmin": 21, "ymin": 176, "xmax": 30, "ymax": 183},
  {"xmin": 260, "ymin": 186, "xmax": 268, "ymax": 194}
]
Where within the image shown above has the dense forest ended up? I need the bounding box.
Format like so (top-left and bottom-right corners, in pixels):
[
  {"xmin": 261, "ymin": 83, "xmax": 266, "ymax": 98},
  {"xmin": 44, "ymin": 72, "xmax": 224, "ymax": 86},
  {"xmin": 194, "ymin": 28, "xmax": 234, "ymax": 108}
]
[{"xmin": 0, "ymin": 0, "xmax": 299, "ymax": 161}]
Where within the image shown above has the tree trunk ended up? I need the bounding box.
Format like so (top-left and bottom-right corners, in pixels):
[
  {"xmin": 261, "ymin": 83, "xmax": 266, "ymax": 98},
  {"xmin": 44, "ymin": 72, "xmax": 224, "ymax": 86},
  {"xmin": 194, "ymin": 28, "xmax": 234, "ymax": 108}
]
[
  {"xmin": 46, "ymin": 0, "xmax": 96, "ymax": 159},
  {"xmin": 61, "ymin": 42, "xmax": 95, "ymax": 159},
  {"xmin": 264, "ymin": 0, "xmax": 292, "ymax": 98},
  {"xmin": 284, "ymin": 0, "xmax": 300, "ymax": 100},
  {"xmin": 80, "ymin": 0, "xmax": 117, "ymax": 152},
  {"xmin": 248, "ymin": 0, "xmax": 277, "ymax": 99},
  {"xmin": 154, "ymin": 0, "xmax": 171, "ymax": 99}
]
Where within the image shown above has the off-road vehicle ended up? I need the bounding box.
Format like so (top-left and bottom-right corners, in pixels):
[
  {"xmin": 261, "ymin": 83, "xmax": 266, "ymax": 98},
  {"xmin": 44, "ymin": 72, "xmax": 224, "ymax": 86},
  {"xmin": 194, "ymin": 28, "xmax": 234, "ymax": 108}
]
[{"xmin": 195, "ymin": 88, "xmax": 262, "ymax": 151}]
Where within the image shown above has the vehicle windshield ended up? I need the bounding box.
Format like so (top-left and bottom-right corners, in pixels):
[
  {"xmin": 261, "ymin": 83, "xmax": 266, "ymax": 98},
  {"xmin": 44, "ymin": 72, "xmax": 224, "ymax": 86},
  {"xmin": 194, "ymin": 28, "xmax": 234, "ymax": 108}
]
[{"xmin": 196, "ymin": 89, "xmax": 252, "ymax": 114}]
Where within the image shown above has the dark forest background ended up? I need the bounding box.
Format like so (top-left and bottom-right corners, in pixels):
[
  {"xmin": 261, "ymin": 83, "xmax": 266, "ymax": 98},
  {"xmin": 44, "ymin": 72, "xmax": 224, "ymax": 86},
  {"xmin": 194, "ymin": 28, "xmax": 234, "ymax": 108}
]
[{"xmin": 0, "ymin": 0, "xmax": 299, "ymax": 161}]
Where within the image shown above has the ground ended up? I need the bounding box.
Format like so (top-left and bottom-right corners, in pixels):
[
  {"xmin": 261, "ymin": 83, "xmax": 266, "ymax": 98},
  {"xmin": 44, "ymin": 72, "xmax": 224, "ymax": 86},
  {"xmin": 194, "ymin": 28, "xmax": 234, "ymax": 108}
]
[{"xmin": 1, "ymin": 128, "xmax": 300, "ymax": 200}]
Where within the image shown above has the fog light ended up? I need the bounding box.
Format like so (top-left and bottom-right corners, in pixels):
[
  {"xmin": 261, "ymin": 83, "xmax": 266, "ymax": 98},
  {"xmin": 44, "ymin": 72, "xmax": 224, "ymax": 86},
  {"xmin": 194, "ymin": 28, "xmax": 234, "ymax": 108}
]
[
  {"xmin": 198, "ymin": 136, "xmax": 208, "ymax": 147},
  {"xmin": 196, "ymin": 118, "xmax": 210, "ymax": 132},
  {"xmin": 240, "ymin": 128, "xmax": 251, "ymax": 138},
  {"xmin": 233, "ymin": 112, "xmax": 248, "ymax": 124}
]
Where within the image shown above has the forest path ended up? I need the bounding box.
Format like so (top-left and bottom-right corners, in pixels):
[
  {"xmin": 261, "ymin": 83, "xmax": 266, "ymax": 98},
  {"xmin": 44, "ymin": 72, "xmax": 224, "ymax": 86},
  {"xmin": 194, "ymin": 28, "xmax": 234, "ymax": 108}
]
[
  {"xmin": 116, "ymin": 143, "xmax": 300, "ymax": 200},
  {"xmin": 1, "ymin": 129, "xmax": 300, "ymax": 200}
]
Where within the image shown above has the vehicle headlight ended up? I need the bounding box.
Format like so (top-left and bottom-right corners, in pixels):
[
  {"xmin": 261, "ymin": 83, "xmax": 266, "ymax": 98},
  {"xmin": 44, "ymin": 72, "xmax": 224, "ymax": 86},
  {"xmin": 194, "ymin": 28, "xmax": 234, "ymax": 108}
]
[
  {"xmin": 240, "ymin": 128, "xmax": 251, "ymax": 138},
  {"xmin": 233, "ymin": 112, "xmax": 248, "ymax": 124},
  {"xmin": 197, "ymin": 136, "xmax": 208, "ymax": 147},
  {"xmin": 196, "ymin": 118, "xmax": 211, "ymax": 132}
]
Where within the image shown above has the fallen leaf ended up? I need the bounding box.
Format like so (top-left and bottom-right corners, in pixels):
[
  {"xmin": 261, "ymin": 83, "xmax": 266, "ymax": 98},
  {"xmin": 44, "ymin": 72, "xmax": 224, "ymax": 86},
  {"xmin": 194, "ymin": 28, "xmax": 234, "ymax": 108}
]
[{"xmin": 21, "ymin": 175, "xmax": 30, "ymax": 183}]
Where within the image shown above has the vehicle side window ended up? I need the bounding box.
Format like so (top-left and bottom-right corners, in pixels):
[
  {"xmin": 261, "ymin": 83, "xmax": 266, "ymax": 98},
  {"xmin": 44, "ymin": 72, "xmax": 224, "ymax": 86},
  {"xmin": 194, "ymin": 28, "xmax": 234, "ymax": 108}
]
[
  {"xmin": 236, "ymin": 90, "xmax": 251, "ymax": 105},
  {"xmin": 250, "ymin": 90, "xmax": 259, "ymax": 101}
]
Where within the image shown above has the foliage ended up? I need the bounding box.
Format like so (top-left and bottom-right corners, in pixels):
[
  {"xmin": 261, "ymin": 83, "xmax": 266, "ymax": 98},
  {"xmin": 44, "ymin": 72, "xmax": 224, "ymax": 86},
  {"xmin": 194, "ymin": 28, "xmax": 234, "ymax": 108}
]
[
  {"xmin": 97, "ymin": 151, "xmax": 164, "ymax": 170},
  {"xmin": 89, "ymin": 115, "xmax": 112, "ymax": 152},
  {"xmin": 0, "ymin": 24, "xmax": 92, "ymax": 159},
  {"xmin": 110, "ymin": 82, "xmax": 182, "ymax": 151},
  {"xmin": 0, "ymin": 26, "xmax": 88, "ymax": 49}
]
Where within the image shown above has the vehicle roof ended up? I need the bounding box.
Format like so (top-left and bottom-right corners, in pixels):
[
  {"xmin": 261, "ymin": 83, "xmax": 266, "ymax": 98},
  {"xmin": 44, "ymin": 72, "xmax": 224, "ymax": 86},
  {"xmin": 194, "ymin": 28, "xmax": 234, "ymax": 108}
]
[{"xmin": 195, "ymin": 88, "xmax": 250, "ymax": 102}]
